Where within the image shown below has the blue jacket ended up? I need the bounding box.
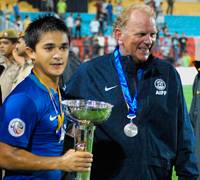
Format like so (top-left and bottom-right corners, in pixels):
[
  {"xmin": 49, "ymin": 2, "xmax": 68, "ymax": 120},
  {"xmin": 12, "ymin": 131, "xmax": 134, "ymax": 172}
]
[{"xmin": 64, "ymin": 53, "xmax": 199, "ymax": 180}]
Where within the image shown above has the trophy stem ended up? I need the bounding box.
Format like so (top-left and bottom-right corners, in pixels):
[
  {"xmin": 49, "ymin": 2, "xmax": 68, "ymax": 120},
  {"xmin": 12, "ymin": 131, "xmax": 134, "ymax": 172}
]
[
  {"xmin": 75, "ymin": 122, "xmax": 96, "ymax": 180},
  {"xmin": 62, "ymin": 99, "xmax": 113, "ymax": 180}
]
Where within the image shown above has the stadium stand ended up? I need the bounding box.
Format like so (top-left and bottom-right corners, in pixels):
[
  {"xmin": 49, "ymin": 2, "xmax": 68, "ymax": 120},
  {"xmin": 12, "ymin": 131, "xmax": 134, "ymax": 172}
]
[
  {"xmin": 165, "ymin": 16, "xmax": 200, "ymax": 36},
  {"xmin": 0, "ymin": 0, "xmax": 38, "ymax": 12},
  {"xmin": 88, "ymin": 0, "xmax": 200, "ymax": 15},
  {"xmin": 0, "ymin": 0, "xmax": 200, "ymax": 61}
]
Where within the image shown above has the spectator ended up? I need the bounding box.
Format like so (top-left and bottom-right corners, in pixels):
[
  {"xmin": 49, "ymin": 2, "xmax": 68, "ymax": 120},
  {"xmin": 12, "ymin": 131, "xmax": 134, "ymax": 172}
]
[
  {"xmin": 95, "ymin": 0, "xmax": 103, "ymax": 20},
  {"xmin": 179, "ymin": 32, "xmax": 188, "ymax": 57},
  {"xmin": 154, "ymin": 0, "xmax": 161, "ymax": 17},
  {"xmin": 161, "ymin": 33, "xmax": 172, "ymax": 59},
  {"xmin": 83, "ymin": 36, "xmax": 92, "ymax": 59},
  {"xmin": 115, "ymin": 2, "xmax": 123, "ymax": 17},
  {"xmin": 14, "ymin": 15, "xmax": 23, "ymax": 32},
  {"xmin": 74, "ymin": 14, "xmax": 82, "ymax": 39},
  {"xmin": 4, "ymin": 4, "xmax": 11, "ymax": 29},
  {"xmin": 102, "ymin": 0, "xmax": 108, "ymax": 23},
  {"xmin": 177, "ymin": 50, "xmax": 191, "ymax": 67},
  {"xmin": 166, "ymin": 0, "xmax": 175, "ymax": 15},
  {"xmin": 107, "ymin": 33, "xmax": 117, "ymax": 53},
  {"xmin": 90, "ymin": 17, "xmax": 100, "ymax": 36},
  {"xmin": 4, "ymin": 4, "xmax": 10, "ymax": 20},
  {"xmin": 13, "ymin": 0, "xmax": 20, "ymax": 19},
  {"xmin": 0, "ymin": 29, "xmax": 21, "ymax": 102},
  {"xmin": 47, "ymin": 0, "xmax": 54, "ymax": 11},
  {"xmin": 92, "ymin": 37, "xmax": 100, "ymax": 58},
  {"xmin": 57, "ymin": 0, "xmax": 67, "ymax": 21},
  {"xmin": 0, "ymin": 4, "xmax": 4, "ymax": 31},
  {"xmin": 66, "ymin": 13, "xmax": 74, "ymax": 38},
  {"xmin": 98, "ymin": 12, "xmax": 106, "ymax": 35},
  {"xmin": 171, "ymin": 32, "xmax": 180, "ymax": 64},
  {"xmin": 155, "ymin": 1, "xmax": 164, "ymax": 30},
  {"xmin": 70, "ymin": 41, "xmax": 80, "ymax": 58},
  {"xmin": 96, "ymin": 32, "xmax": 105, "ymax": 56},
  {"xmin": 40, "ymin": 0, "xmax": 47, "ymax": 11},
  {"xmin": 0, "ymin": 4, "xmax": 3, "ymax": 16},
  {"xmin": 11, "ymin": 32, "xmax": 33, "ymax": 90},
  {"xmin": 162, "ymin": 22, "xmax": 169, "ymax": 36},
  {"xmin": 106, "ymin": 0, "xmax": 113, "ymax": 25}
]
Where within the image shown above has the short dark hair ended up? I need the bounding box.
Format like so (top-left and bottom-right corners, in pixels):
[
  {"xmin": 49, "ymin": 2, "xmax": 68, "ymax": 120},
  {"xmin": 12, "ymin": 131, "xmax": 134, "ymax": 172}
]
[{"xmin": 25, "ymin": 15, "xmax": 68, "ymax": 50}]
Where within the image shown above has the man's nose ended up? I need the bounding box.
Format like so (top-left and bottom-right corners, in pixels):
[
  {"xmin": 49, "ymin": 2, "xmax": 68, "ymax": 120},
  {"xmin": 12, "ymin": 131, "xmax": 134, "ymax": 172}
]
[
  {"xmin": 144, "ymin": 34, "xmax": 154, "ymax": 44},
  {"xmin": 52, "ymin": 48, "xmax": 62, "ymax": 59}
]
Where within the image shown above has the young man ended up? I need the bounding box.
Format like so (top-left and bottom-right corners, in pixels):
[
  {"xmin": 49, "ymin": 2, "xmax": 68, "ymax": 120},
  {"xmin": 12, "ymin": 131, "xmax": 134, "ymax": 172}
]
[
  {"xmin": 0, "ymin": 15, "xmax": 92, "ymax": 180},
  {"xmin": 64, "ymin": 4, "xmax": 198, "ymax": 179}
]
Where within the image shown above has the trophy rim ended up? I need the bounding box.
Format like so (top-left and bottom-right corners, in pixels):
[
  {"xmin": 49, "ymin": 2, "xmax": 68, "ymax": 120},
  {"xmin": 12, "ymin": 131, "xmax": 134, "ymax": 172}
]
[
  {"xmin": 62, "ymin": 99, "xmax": 113, "ymax": 109},
  {"xmin": 62, "ymin": 99, "xmax": 113, "ymax": 123}
]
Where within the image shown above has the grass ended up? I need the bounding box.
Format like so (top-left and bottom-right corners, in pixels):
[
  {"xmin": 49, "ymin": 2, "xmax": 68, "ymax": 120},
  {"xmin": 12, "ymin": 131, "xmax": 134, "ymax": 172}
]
[
  {"xmin": 172, "ymin": 85, "xmax": 192, "ymax": 179},
  {"xmin": 183, "ymin": 85, "xmax": 193, "ymax": 110}
]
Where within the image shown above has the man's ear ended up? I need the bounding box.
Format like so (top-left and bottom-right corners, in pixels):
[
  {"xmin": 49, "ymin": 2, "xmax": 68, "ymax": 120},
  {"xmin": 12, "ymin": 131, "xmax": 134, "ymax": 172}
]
[
  {"xmin": 25, "ymin": 47, "xmax": 35, "ymax": 61},
  {"xmin": 114, "ymin": 28, "xmax": 123, "ymax": 45}
]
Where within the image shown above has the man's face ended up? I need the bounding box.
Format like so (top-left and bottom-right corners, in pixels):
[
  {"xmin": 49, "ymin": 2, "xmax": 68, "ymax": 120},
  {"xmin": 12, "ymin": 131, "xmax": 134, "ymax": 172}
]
[
  {"xmin": 30, "ymin": 31, "xmax": 69, "ymax": 79},
  {"xmin": 115, "ymin": 10, "xmax": 157, "ymax": 63},
  {"xmin": 15, "ymin": 37, "xmax": 26, "ymax": 56},
  {"xmin": 0, "ymin": 38, "xmax": 16, "ymax": 57}
]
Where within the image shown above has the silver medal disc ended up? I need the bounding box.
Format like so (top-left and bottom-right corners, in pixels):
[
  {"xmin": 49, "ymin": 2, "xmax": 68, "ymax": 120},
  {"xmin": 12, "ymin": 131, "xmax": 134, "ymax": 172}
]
[{"xmin": 124, "ymin": 123, "xmax": 138, "ymax": 137}]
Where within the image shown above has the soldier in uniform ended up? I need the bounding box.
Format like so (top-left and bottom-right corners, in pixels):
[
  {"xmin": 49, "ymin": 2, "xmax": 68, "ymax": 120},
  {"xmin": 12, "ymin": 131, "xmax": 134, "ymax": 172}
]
[{"xmin": 0, "ymin": 29, "xmax": 21, "ymax": 102}]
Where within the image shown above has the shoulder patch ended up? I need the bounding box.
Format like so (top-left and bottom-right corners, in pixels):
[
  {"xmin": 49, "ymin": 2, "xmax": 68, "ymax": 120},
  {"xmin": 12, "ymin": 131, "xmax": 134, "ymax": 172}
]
[{"xmin": 8, "ymin": 118, "xmax": 25, "ymax": 137}]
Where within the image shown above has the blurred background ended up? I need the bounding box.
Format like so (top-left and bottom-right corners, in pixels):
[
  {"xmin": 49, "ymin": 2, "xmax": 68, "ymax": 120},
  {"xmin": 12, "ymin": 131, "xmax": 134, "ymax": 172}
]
[
  {"xmin": 0, "ymin": 0, "xmax": 200, "ymax": 65},
  {"xmin": 0, "ymin": 0, "xmax": 200, "ymax": 179}
]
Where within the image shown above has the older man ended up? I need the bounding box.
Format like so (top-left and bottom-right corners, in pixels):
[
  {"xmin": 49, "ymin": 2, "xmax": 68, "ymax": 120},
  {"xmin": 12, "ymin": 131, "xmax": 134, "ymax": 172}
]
[{"xmin": 64, "ymin": 4, "xmax": 198, "ymax": 179}]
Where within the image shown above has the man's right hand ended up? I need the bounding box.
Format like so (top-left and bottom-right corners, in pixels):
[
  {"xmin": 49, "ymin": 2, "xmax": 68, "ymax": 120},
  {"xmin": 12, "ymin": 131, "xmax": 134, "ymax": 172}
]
[{"xmin": 60, "ymin": 149, "xmax": 93, "ymax": 172}]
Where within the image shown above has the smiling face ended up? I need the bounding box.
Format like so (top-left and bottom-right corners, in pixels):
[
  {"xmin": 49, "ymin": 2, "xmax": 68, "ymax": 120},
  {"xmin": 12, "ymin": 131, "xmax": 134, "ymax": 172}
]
[
  {"xmin": 115, "ymin": 9, "xmax": 157, "ymax": 63},
  {"xmin": 27, "ymin": 31, "xmax": 69, "ymax": 82}
]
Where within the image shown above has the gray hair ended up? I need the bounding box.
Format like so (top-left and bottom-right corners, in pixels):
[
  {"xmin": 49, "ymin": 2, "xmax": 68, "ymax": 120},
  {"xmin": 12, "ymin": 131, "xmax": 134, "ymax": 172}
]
[{"xmin": 113, "ymin": 3, "xmax": 155, "ymax": 31}]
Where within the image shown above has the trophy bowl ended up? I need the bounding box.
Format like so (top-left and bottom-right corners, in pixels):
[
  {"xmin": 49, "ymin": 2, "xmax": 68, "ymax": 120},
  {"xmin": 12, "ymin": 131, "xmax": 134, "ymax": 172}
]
[
  {"xmin": 62, "ymin": 99, "xmax": 113, "ymax": 180},
  {"xmin": 62, "ymin": 99, "xmax": 113, "ymax": 123}
]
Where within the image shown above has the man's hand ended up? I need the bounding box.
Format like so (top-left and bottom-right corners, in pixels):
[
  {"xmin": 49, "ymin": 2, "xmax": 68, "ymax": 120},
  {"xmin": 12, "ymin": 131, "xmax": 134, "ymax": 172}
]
[{"xmin": 60, "ymin": 149, "xmax": 93, "ymax": 172}]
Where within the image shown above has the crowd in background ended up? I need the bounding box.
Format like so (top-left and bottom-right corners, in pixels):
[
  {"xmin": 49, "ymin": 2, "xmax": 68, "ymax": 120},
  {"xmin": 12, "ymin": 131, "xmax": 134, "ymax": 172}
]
[
  {"xmin": 0, "ymin": 0, "xmax": 192, "ymax": 67},
  {"xmin": 0, "ymin": 1, "xmax": 197, "ymax": 179}
]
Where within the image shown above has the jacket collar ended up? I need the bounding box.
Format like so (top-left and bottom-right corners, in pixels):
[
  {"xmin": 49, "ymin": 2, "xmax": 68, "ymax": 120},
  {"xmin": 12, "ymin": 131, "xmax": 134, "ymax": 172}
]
[{"xmin": 111, "ymin": 52, "xmax": 161, "ymax": 76}]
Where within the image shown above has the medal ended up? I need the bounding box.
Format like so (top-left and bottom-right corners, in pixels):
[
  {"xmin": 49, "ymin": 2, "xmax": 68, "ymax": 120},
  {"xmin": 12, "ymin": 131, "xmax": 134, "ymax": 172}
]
[
  {"xmin": 124, "ymin": 122, "xmax": 138, "ymax": 137},
  {"xmin": 124, "ymin": 115, "xmax": 138, "ymax": 137},
  {"xmin": 114, "ymin": 47, "xmax": 143, "ymax": 138}
]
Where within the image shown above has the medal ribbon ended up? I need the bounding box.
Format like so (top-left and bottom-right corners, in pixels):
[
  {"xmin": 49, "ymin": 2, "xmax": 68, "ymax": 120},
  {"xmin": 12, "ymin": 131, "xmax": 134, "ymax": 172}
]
[
  {"xmin": 33, "ymin": 69, "xmax": 64, "ymax": 133},
  {"xmin": 114, "ymin": 47, "xmax": 143, "ymax": 120}
]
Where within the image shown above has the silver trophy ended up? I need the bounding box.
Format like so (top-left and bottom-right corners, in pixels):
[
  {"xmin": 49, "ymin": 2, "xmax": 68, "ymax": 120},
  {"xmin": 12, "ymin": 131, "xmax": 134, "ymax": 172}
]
[{"xmin": 62, "ymin": 99, "xmax": 113, "ymax": 180}]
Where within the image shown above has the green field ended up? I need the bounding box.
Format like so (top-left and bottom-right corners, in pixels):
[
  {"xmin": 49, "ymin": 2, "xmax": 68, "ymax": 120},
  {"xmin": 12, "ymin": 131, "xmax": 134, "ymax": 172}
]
[
  {"xmin": 183, "ymin": 85, "xmax": 193, "ymax": 110},
  {"xmin": 172, "ymin": 85, "xmax": 192, "ymax": 179}
]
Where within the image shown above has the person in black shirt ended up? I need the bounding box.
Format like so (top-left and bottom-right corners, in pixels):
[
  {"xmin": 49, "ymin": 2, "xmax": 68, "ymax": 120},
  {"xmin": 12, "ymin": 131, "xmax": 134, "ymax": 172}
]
[{"xmin": 179, "ymin": 32, "xmax": 188, "ymax": 56}]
